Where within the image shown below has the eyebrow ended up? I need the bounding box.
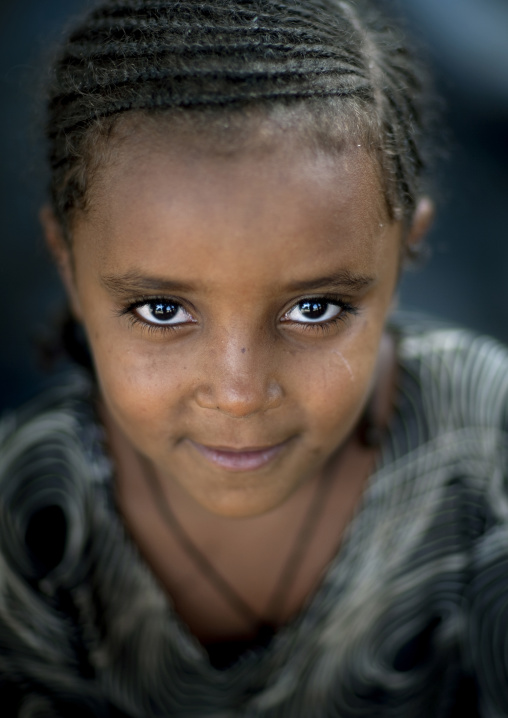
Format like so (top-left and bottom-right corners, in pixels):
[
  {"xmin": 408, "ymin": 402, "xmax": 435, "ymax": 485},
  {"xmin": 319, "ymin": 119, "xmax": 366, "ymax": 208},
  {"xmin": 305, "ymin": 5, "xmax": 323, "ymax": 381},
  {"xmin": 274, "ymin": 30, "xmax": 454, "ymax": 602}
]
[
  {"xmin": 286, "ymin": 270, "xmax": 376, "ymax": 294},
  {"xmin": 100, "ymin": 268, "xmax": 376, "ymax": 298},
  {"xmin": 101, "ymin": 271, "xmax": 196, "ymax": 297}
]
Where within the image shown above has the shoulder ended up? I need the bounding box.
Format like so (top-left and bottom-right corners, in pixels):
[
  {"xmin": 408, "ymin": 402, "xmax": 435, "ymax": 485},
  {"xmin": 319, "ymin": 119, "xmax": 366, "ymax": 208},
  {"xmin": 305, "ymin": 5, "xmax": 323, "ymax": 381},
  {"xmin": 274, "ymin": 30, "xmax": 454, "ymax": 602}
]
[
  {"xmin": 392, "ymin": 324, "xmax": 508, "ymax": 714},
  {"xmin": 383, "ymin": 314, "xmax": 508, "ymax": 540},
  {"xmin": 0, "ymin": 372, "xmax": 108, "ymax": 583},
  {"xmin": 0, "ymin": 374, "xmax": 112, "ymax": 703},
  {"xmin": 392, "ymin": 312, "xmax": 508, "ymax": 436}
]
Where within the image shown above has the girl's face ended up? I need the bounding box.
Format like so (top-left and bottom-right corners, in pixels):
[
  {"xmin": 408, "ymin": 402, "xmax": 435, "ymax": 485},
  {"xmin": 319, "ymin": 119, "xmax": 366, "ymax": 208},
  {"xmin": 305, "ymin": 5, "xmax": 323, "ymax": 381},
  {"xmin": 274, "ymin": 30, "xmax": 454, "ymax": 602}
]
[{"xmin": 53, "ymin": 127, "xmax": 403, "ymax": 518}]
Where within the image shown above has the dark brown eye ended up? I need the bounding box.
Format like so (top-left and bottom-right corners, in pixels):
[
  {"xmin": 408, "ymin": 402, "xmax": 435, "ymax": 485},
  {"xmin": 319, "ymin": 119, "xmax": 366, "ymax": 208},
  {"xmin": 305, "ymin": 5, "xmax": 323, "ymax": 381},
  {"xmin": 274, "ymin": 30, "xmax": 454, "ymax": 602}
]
[
  {"xmin": 134, "ymin": 301, "xmax": 192, "ymax": 326},
  {"xmin": 151, "ymin": 302, "xmax": 178, "ymax": 321},
  {"xmin": 299, "ymin": 300, "xmax": 329, "ymax": 320},
  {"xmin": 285, "ymin": 299, "xmax": 342, "ymax": 324}
]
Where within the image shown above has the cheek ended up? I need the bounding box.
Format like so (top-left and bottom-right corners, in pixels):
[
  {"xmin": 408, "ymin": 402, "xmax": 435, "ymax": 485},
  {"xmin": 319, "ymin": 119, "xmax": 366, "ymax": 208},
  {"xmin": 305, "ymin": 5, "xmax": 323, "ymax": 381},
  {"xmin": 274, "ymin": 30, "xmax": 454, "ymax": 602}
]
[
  {"xmin": 284, "ymin": 323, "xmax": 381, "ymax": 439},
  {"xmin": 90, "ymin": 333, "xmax": 190, "ymax": 433}
]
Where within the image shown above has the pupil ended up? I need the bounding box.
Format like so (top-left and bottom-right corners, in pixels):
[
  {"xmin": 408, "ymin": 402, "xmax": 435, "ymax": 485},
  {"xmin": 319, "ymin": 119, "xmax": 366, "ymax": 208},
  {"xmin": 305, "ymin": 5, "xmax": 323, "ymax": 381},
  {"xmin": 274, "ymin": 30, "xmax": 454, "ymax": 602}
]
[
  {"xmin": 300, "ymin": 300, "xmax": 326, "ymax": 320},
  {"xmin": 151, "ymin": 302, "xmax": 177, "ymax": 320}
]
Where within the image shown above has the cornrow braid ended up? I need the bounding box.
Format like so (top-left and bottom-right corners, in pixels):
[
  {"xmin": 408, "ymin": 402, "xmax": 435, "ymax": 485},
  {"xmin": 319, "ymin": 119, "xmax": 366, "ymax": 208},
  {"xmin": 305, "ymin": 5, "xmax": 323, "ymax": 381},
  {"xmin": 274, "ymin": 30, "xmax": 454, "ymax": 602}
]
[{"xmin": 45, "ymin": 0, "xmax": 432, "ymax": 239}]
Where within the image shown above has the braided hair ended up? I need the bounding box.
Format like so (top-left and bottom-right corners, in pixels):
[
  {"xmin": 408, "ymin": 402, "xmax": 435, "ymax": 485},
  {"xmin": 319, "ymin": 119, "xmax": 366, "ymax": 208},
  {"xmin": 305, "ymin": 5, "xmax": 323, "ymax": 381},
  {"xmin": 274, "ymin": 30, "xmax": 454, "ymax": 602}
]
[{"xmin": 46, "ymin": 0, "xmax": 433, "ymax": 244}]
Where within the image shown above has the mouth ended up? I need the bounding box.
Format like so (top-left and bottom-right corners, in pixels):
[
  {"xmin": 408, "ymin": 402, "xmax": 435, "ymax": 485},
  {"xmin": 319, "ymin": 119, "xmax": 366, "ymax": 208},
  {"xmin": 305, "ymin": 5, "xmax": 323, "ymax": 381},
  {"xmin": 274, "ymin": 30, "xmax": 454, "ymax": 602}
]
[{"xmin": 188, "ymin": 439, "xmax": 291, "ymax": 472}]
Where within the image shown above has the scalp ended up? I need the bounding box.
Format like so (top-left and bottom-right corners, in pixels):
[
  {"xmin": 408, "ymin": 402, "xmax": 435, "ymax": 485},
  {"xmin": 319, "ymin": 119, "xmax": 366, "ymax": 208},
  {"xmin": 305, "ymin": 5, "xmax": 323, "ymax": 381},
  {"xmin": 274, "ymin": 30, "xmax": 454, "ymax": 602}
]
[{"xmin": 45, "ymin": 0, "xmax": 434, "ymax": 243}]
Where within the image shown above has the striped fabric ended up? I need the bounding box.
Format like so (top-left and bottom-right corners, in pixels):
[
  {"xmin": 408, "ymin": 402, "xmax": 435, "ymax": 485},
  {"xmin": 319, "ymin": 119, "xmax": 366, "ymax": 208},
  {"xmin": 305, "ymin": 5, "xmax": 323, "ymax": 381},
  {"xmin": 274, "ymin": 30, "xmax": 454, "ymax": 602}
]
[{"xmin": 0, "ymin": 316, "xmax": 507, "ymax": 716}]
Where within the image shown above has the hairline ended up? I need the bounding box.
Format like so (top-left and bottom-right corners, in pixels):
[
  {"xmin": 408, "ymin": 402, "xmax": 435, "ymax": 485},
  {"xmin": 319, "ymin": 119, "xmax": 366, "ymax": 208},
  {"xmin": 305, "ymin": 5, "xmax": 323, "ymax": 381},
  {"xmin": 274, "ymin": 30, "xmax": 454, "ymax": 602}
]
[{"xmin": 62, "ymin": 97, "xmax": 398, "ymax": 242}]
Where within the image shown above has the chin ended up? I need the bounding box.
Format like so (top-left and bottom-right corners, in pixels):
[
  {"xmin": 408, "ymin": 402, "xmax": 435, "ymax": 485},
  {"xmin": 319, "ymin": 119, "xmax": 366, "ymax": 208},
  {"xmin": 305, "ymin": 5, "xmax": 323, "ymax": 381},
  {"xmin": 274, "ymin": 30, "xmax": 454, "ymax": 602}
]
[{"xmin": 198, "ymin": 487, "xmax": 290, "ymax": 519}]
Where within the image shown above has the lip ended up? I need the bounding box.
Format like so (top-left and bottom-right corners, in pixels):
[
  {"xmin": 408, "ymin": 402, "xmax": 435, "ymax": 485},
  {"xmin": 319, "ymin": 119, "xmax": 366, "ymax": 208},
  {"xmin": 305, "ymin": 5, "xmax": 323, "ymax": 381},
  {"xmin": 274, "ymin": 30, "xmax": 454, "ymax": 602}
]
[{"xmin": 188, "ymin": 439, "xmax": 291, "ymax": 472}]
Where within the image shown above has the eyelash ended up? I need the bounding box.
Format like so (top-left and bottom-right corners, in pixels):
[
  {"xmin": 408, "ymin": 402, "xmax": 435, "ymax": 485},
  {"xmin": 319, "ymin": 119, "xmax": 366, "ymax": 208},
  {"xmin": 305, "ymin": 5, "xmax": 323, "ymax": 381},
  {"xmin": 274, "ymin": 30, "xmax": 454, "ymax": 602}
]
[
  {"xmin": 291, "ymin": 299, "xmax": 359, "ymax": 334},
  {"xmin": 117, "ymin": 297, "xmax": 188, "ymax": 335},
  {"xmin": 118, "ymin": 295, "xmax": 359, "ymax": 336}
]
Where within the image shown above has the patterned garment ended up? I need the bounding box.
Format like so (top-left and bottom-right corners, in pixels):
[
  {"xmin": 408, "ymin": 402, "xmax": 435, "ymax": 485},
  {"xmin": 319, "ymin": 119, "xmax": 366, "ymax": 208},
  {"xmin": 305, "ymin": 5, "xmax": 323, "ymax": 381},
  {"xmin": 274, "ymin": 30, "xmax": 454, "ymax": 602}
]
[{"xmin": 1, "ymin": 316, "xmax": 508, "ymax": 717}]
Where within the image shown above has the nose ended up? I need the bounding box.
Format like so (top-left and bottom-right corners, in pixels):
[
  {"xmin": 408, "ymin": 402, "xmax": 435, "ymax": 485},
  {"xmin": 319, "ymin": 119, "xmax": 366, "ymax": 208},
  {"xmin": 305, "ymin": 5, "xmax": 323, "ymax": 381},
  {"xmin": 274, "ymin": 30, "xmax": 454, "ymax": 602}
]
[{"xmin": 194, "ymin": 335, "xmax": 283, "ymax": 418}]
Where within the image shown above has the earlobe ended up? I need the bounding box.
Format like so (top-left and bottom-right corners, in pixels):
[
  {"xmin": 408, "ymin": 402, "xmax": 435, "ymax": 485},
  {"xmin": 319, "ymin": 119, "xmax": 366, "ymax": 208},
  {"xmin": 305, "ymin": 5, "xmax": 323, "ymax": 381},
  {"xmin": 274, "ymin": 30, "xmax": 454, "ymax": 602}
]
[
  {"xmin": 40, "ymin": 205, "xmax": 83, "ymax": 321},
  {"xmin": 407, "ymin": 197, "xmax": 435, "ymax": 248}
]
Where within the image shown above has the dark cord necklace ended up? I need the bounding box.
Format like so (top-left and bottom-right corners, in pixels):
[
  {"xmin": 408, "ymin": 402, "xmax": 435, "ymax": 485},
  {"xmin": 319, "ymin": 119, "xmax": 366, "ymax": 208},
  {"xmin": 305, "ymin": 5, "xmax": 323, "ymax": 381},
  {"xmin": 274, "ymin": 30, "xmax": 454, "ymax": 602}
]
[{"xmin": 140, "ymin": 451, "xmax": 340, "ymax": 641}]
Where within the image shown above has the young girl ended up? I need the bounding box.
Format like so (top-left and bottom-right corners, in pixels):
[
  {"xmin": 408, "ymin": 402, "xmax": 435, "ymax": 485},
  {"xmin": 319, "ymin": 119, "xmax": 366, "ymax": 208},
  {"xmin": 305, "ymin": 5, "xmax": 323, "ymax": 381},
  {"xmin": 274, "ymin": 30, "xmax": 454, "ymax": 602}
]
[{"xmin": 1, "ymin": 0, "xmax": 507, "ymax": 715}]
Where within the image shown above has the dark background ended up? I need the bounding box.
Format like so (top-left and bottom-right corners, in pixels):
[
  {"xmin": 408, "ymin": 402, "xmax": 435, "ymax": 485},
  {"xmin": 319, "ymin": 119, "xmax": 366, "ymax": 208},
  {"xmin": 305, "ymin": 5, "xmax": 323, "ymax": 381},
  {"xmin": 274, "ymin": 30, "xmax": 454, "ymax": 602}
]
[{"xmin": 1, "ymin": 0, "xmax": 507, "ymax": 411}]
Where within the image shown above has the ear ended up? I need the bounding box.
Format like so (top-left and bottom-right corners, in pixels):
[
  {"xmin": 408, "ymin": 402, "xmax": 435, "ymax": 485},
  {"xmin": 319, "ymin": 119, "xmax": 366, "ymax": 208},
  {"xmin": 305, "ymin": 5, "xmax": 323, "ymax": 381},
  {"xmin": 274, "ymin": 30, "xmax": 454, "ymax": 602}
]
[
  {"xmin": 40, "ymin": 205, "xmax": 83, "ymax": 321},
  {"xmin": 407, "ymin": 196, "xmax": 435, "ymax": 248}
]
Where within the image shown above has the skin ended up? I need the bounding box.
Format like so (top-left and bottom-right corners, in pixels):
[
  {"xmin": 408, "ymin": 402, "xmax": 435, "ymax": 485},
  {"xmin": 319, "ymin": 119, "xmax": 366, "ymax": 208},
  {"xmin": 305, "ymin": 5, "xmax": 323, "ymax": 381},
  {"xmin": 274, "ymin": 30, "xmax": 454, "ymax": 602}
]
[{"xmin": 43, "ymin": 125, "xmax": 432, "ymax": 640}]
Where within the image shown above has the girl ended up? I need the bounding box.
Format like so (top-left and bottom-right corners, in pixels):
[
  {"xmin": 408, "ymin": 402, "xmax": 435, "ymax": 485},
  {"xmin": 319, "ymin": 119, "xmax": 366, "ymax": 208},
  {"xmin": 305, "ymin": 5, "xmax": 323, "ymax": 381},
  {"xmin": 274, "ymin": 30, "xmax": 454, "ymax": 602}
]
[{"xmin": 1, "ymin": 0, "xmax": 507, "ymax": 716}]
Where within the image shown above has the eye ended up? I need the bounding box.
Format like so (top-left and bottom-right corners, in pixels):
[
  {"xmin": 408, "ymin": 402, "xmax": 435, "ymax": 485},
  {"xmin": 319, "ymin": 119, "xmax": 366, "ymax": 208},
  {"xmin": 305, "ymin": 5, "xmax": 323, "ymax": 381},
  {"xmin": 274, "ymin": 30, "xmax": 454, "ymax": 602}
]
[
  {"xmin": 134, "ymin": 300, "xmax": 193, "ymax": 326},
  {"xmin": 283, "ymin": 299, "xmax": 343, "ymax": 324}
]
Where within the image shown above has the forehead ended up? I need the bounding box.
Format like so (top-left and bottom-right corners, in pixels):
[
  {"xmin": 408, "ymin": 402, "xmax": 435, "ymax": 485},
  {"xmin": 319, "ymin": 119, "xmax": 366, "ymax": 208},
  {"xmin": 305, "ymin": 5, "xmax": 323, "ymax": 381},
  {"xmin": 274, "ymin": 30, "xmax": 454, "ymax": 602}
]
[{"xmin": 73, "ymin": 124, "xmax": 394, "ymax": 286}]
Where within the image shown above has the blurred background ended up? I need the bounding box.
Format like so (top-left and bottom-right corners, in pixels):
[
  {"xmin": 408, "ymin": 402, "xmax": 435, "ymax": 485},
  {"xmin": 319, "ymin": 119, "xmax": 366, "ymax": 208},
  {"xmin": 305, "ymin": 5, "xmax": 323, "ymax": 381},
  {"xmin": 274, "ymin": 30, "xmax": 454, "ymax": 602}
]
[{"xmin": 1, "ymin": 0, "xmax": 507, "ymax": 411}]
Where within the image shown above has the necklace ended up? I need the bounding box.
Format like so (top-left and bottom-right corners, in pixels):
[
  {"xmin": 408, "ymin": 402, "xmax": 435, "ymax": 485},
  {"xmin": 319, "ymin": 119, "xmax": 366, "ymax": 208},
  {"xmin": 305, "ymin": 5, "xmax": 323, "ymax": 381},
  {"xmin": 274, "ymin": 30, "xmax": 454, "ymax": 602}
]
[{"xmin": 140, "ymin": 451, "xmax": 340, "ymax": 641}]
